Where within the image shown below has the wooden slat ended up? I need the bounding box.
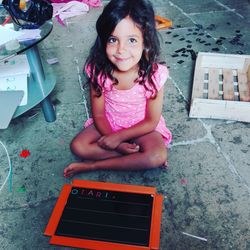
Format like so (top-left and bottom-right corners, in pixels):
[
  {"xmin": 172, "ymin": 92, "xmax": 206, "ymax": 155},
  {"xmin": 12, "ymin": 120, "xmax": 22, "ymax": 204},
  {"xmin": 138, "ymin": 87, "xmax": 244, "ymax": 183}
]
[
  {"xmin": 242, "ymin": 58, "xmax": 250, "ymax": 72},
  {"xmin": 222, "ymin": 69, "xmax": 234, "ymax": 100},
  {"xmin": 192, "ymin": 68, "xmax": 205, "ymax": 98},
  {"xmin": 208, "ymin": 68, "xmax": 219, "ymax": 99},
  {"xmin": 190, "ymin": 98, "xmax": 250, "ymax": 122},
  {"xmin": 248, "ymin": 65, "xmax": 250, "ymax": 102},
  {"xmin": 237, "ymin": 70, "xmax": 250, "ymax": 102}
]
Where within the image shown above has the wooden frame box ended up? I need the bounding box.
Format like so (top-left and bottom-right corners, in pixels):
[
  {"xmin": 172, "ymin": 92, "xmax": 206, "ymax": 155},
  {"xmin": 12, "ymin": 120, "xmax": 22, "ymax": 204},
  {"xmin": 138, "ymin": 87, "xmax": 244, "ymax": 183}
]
[
  {"xmin": 189, "ymin": 52, "xmax": 250, "ymax": 122},
  {"xmin": 44, "ymin": 180, "xmax": 163, "ymax": 250}
]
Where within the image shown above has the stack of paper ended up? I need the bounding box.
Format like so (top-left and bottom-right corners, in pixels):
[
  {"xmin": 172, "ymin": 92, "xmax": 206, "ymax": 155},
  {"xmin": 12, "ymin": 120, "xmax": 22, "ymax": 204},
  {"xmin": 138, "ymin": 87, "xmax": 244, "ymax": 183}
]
[
  {"xmin": 17, "ymin": 29, "xmax": 41, "ymax": 42},
  {"xmin": 0, "ymin": 25, "xmax": 41, "ymax": 46},
  {"xmin": 0, "ymin": 26, "xmax": 23, "ymax": 46},
  {"xmin": 0, "ymin": 54, "xmax": 30, "ymax": 106}
]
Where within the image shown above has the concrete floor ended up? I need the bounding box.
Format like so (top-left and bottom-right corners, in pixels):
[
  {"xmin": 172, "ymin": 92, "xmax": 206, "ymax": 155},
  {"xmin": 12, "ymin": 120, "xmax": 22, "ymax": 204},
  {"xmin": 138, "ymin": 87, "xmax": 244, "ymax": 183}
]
[{"xmin": 0, "ymin": 0, "xmax": 250, "ymax": 249}]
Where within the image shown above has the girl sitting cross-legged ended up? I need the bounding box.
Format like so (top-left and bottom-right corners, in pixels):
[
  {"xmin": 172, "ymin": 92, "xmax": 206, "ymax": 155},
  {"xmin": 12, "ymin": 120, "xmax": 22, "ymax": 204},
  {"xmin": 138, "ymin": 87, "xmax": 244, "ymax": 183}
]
[{"xmin": 64, "ymin": 0, "xmax": 172, "ymax": 178}]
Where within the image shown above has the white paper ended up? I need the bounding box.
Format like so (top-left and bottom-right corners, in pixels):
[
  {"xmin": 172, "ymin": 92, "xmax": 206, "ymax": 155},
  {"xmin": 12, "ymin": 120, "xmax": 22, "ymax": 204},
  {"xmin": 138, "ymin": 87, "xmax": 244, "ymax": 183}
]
[
  {"xmin": 17, "ymin": 29, "xmax": 41, "ymax": 42},
  {"xmin": 0, "ymin": 54, "xmax": 30, "ymax": 77},
  {"xmin": 46, "ymin": 57, "xmax": 59, "ymax": 64},
  {"xmin": 0, "ymin": 26, "xmax": 23, "ymax": 46},
  {"xmin": 0, "ymin": 74, "xmax": 28, "ymax": 105}
]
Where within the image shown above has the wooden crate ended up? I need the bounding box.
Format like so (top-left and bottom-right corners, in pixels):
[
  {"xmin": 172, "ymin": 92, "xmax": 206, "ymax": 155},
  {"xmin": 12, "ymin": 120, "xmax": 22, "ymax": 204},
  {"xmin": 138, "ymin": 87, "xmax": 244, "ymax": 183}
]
[{"xmin": 189, "ymin": 52, "xmax": 250, "ymax": 122}]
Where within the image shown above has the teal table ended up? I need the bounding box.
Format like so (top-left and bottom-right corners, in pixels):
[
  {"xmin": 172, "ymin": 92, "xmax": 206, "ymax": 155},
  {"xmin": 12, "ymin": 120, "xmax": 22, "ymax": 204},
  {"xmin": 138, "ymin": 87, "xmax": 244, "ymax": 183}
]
[{"xmin": 0, "ymin": 20, "xmax": 56, "ymax": 122}]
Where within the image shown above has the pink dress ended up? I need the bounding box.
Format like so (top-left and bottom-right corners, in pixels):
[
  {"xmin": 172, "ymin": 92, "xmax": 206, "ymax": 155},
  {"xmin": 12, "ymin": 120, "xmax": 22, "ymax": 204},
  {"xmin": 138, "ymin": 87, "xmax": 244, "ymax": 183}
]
[{"xmin": 85, "ymin": 64, "xmax": 172, "ymax": 145}]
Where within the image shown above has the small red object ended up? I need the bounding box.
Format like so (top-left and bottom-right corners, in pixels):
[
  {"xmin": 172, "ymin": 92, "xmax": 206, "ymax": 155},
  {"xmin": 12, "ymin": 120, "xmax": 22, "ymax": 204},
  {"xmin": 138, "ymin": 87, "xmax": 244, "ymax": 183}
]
[
  {"xmin": 20, "ymin": 149, "xmax": 30, "ymax": 158},
  {"xmin": 180, "ymin": 178, "xmax": 188, "ymax": 186},
  {"xmin": 2, "ymin": 16, "xmax": 11, "ymax": 26}
]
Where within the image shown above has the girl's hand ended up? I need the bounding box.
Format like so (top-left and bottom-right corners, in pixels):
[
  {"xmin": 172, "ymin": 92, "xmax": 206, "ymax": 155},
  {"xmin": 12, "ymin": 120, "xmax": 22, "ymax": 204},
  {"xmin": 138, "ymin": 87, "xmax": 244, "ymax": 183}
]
[
  {"xmin": 117, "ymin": 142, "xmax": 140, "ymax": 155},
  {"xmin": 97, "ymin": 133, "xmax": 122, "ymax": 150}
]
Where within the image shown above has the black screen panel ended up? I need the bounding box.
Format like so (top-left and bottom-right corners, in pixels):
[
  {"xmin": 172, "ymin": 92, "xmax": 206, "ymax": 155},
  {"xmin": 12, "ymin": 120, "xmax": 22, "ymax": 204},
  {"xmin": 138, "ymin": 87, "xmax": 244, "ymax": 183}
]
[{"xmin": 55, "ymin": 187, "xmax": 154, "ymax": 246}]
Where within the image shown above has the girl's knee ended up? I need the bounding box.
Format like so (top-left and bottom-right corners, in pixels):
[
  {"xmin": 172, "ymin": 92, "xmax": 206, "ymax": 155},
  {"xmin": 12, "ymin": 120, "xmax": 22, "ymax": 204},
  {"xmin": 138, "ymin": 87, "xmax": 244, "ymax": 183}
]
[
  {"xmin": 70, "ymin": 138, "xmax": 85, "ymax": 156},
  {"xmin": 146, "ymin": 148, "xmax": 167, "ymax": 169},
  {"xmin": 70, "ymin": 139, "xmax": 77, "ymax": 154}
]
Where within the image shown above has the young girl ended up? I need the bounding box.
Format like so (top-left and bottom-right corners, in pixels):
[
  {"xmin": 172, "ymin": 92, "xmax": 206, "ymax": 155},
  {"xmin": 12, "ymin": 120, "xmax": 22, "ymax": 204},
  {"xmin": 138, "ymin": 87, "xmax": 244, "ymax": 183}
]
[{"xmin": 64, "ymin": 0, "xmax": 172, "ymax": 178}]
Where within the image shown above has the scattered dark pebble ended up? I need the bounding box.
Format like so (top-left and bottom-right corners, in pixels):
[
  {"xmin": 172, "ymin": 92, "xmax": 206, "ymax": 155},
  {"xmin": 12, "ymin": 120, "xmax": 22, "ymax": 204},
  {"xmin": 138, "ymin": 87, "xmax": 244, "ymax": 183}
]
[
  {"xmin": 173, "ymin": 34, "xmax": 179, "ymax": 38},
  {"xmin": 177, "ymin": 60, "xmax": 184, "ymax": 64},
  {"xmin": 236, "ymin": 51, "xmax": 244, "ymax": 54},
  {"xmin": 175, "ymin": 48, "xmax": 186, "ymax": 53},
  {"xmin": 165, "ymin": 41, "xmax": 172, "ymax": 44},
  {"xmin": 216, "ymin": 39, "xmax": 223, "ymax": 45},
  {"xmin": 181, "ymin": 54, "xmax": 189, "ymax": 57},
  {"xmin": 187, "ymin": 44, "xmax": 192, "ymax": 48},
  {"xmin": 196, "ymin": 38, "xmax": 206, "ymax": 43},
  {"xmin": 176, "ymin": 25, "xmax": 181, "ymax": 28},
  {"xmin": 171, "ymin": 54, "xmax": 179, "ymax": 57},
  {"xmin": 205, "ymin": 43, "xmax": 211, "ymax": 46},
  {"xmin": 206, "ymin": 35, "xmax": 211, "ymax": 38},
  {"xmin": 235, "ymin": 30, "xmax": 241, "ymax": 33},
  {"xmin": 226, "ymin": 22, "xmax": 231, "ymax": 25},
  {"xmin": 206, "ymin": 24, "xmax": 216, "ymax": 30},
  {"xmin": 159, "ymin": 61, "xmax": 167, "ymax": 64},
  {"xmin": 193, "ymin": 32, "xmax": 198, "ymax": 35},
  {"xmin": 230, "ymin": 37, "xmax": 240, "ymax": 45},
  {"xmin": 166, "ymin": 31, "xmax": 172, "ymax": 34},
  {"xmin": 186, "ymin": 40, "xmax": 192, "ymax": 43},
  {"xmin": 195, "ymin": 24, "xmax": 203, "ymax": 29},
  {"xmin": 212, "ymin": 48, "xmax": 220, "ymax": 51}
]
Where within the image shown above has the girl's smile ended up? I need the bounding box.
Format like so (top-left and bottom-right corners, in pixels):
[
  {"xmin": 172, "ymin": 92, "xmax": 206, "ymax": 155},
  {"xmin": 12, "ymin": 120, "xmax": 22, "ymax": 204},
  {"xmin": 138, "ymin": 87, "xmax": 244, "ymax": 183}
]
[
  {"xmin": 114, "ymin": 56, "xmax": 130, "ymax": 62},
  {"xmin": 106, "ymin": 16, "xmax": 144, "ymax": 72}
]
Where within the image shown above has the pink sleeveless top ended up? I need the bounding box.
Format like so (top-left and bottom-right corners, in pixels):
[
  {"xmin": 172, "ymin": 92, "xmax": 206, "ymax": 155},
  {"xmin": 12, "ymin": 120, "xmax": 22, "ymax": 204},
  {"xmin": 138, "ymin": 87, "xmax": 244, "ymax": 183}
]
[{"xmin": 85, "ymin": 64, "xmax": 172, "ymax": 145}]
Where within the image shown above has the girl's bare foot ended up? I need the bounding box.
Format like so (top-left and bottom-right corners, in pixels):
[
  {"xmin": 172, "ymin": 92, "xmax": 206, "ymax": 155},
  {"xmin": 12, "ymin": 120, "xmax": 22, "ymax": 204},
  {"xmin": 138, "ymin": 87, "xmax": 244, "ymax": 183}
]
[
  {"xmin": 161, "ymin": 160, "xmax": 169, "ymax": 170},
  {"xmin": 117, "ymin": 142, "xmax": 140, "ymax": 155},
  {"xmin": 63, "ymin": 162, "xmax": 94, "ymax": 178}
]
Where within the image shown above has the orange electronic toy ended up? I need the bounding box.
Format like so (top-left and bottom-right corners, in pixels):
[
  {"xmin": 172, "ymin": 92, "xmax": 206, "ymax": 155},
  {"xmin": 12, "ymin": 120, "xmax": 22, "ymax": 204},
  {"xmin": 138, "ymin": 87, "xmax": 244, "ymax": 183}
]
[
  {"xmin": 44, "ymin": 180, "xmax": 164, "ymax": 250},
  {"xmin": 155, "ymin": 15, "xmax": 172, "ymax": 30}
]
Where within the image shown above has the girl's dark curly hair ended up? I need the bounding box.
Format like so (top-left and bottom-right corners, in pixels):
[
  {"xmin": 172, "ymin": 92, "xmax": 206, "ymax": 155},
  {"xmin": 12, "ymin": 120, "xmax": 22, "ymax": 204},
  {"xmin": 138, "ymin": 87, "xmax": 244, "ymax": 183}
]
[{"xmin": 85, "ymin": 0, "xmax": 160, "ymax": 97}]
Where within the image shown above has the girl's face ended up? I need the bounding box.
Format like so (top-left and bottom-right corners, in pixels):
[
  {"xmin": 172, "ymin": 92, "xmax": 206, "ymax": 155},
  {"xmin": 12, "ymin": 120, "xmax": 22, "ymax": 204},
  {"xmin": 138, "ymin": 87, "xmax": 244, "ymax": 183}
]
[{"xmin": 106, "ymin": 16, "xmax": 144, "ymax": 72}]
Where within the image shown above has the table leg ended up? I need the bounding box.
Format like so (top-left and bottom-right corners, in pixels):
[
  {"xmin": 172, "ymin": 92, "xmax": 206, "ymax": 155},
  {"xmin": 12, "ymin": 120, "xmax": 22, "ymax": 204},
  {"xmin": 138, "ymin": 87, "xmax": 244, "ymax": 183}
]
[{"xmin": 25, "ymin": 45, "xmax": 56, "ymax": 122}]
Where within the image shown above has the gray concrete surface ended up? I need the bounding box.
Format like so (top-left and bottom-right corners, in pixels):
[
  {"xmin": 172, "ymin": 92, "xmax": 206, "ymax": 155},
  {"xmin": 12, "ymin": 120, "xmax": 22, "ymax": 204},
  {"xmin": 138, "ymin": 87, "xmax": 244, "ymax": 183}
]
[{"xmin": 0, "ymin": 0, "xmax": 250, "ymax": 249}]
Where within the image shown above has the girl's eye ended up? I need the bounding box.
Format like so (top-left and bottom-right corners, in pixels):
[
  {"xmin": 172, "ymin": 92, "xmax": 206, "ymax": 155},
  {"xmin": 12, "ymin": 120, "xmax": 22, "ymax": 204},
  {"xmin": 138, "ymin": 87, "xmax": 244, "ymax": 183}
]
[
  {"xmin": 107, "ymin": 37, "xmax": 117, "ymax": 43},
  {"xmin": 129, "ymin": 38, "xmax": 137, "ymax": 44}
]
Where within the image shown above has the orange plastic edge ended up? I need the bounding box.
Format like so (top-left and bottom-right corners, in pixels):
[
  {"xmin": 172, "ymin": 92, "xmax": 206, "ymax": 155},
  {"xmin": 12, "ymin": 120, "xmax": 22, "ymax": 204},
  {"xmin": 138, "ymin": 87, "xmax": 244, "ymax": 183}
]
[
  {"xmin": 50, "ymin": 235, "xmax": 151, "ymax": 250},
  {"xmin": 149, "ymin": 194, "xmax": 164, "ymax": 250},
  {"xmin": 45, "ymin": 180, "xmax": 163, "ymax": 250},
  {"xmin": 72, "ymin": 179, "xmax": 157, "ymax": 195},
  {"xmin": 44, "ymin": 184, "xmax": 71, "ymax": 236}
]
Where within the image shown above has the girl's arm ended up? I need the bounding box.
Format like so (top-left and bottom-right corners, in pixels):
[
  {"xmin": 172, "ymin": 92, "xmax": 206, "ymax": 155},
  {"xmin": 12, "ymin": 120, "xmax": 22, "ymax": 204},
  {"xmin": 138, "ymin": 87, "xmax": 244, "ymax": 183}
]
[
  {"xmin": 91, "ymin": 84, "xmax": 140, "ymax": 153},
  {"xmin": 98, "ymin": 86, "xmax": 164, "ymax": 149},
  {"xmin": 90, "ymin": 84, "xmax": 113, "ymax": 135}
]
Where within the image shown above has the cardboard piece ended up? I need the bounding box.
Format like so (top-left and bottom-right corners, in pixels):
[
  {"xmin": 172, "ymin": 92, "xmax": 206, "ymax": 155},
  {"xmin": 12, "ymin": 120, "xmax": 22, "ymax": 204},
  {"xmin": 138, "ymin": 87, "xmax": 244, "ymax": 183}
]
[
  {"xmin": 0, "ymin": 55, "xmax": 30, "ymax": 105},
  {"xmin": 0, "ymin": 90, "xmax": 24, "ymax": 129}
]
